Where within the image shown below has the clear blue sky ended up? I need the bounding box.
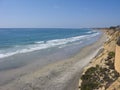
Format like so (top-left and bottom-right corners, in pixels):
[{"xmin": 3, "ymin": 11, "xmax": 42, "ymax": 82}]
[{"xmin": 0, "ymin": 0, "xmax": 120, "ymax": 28}]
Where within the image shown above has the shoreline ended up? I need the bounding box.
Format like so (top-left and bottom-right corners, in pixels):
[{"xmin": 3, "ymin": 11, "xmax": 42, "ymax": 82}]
[{"xmin": 0, "ymin": 31, "xmax": 107, "ymax": 90}]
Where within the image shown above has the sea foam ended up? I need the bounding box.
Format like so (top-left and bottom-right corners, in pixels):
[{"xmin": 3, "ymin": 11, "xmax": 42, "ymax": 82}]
[{"xmin": 0, "ymin": 32, "xmax": 100, "ymax": 59}]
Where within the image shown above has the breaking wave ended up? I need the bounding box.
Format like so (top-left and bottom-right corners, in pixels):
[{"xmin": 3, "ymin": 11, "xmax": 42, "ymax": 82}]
[{"xmin": 0, "ymin": 32, "xmax": 100, "ymax": 59}]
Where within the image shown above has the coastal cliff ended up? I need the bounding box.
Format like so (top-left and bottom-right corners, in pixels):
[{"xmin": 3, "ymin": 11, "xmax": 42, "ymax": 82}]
[
  {"xmin": 115, "ymin": 38, "xmax": 120, "ymax": 73},
  {"xmin": 79, "ymin": 27, "xmax": 120, "ymax": 90}
]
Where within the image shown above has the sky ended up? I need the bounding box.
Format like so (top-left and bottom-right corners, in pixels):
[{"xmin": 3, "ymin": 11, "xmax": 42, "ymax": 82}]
[{"xmin": 0, "ymin": 0, "xmax": 120, "ymax": 28}]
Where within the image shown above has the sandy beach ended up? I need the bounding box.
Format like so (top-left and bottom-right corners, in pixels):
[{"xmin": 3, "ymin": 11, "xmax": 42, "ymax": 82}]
[
  {"xmin": 0, "ymin": 31, "xmax": 106, "ymax": 90},
  {"xmin": 0, "ymin": 0, "xmax": 119, "ymax": 90}
]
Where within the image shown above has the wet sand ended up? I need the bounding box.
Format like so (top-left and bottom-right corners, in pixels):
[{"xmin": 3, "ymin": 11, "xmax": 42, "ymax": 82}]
[{"xmin": 0, "ymin": 32, "xmax": 106, "ymax": 90}]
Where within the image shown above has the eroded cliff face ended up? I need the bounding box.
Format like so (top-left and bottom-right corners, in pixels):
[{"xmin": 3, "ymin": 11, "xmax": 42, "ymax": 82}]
[
  {"xmin": 115, "ymin": 44, "xmax": 120, "ymax": 74},
  {"xmin": 99, "ymin": 29, "xmax": 120, "ymax": 90},
  {"xmin": 100, "ymin": 29, "xmax": 120, "ymax": 90},
  {"xmin": 104, "ymin": 29, "xmax": 120, "ymax": 52},
  {"xmin": 107, "ymin": 36, "xmax": 120, "ymax": 90},
  {"xmin": 105, "ymin": 29, "xmax": 120, "ymax": 73},
  {"xmin": 79, "ymin": 28, "xmax": 120, "ymax": 90}
]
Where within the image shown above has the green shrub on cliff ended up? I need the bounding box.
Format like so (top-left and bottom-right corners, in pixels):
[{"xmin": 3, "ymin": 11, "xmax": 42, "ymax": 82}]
[
  {"xmin": 109, "ymin": 26, "xmax": 116, "ymax": 29},
  {"xmin": 81, "ymin": 82, "xmax": 100, "ymax": 90},
  {"xmin": 81, "ymin": 66, "xmax": 101, "ymax": 90},
  {"xmin": 80, "ymin": 51, "xmax": 119, "ymax": 90},
  {"xmin": 117, "ymin": 37, "xmax": 120, "ymax": 45},
  {"xmin": 108, "ymin": 52, "xmax": 115, "ymax": 59}
]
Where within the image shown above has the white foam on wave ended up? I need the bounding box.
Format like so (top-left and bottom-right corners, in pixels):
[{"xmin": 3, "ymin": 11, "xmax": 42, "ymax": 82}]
[
  {"xmin": 34, "ymin": 41, "xmax": 44, "ymax": 44},
  {"xmin": 86, "ymin": 30, "xmax": 97, "ymax": 34},
  {"xmin": 0, "ymin": 32, "xmax": 100, "ymax": 59}
]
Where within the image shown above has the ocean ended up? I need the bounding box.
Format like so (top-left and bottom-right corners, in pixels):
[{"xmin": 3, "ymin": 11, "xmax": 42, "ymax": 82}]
[{"xmin": 0, "ymin": 28, "xmax": 101, "ymax": 59}]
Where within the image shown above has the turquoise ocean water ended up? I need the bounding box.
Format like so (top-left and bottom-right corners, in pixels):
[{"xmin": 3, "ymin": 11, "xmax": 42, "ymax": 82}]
[{"xmin": 0, "ymin": 28, "xmax": 101, "ymax": 59}]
